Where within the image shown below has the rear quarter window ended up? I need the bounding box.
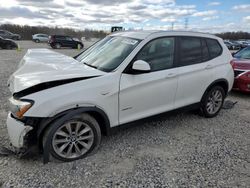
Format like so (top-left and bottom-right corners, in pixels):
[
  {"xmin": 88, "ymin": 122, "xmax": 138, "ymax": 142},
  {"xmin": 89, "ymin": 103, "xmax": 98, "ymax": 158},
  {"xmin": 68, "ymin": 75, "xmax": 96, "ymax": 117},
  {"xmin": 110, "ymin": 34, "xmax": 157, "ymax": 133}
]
[{"xmin": 206, "ymin": 39, "xmax": 222, "ymax": 59}]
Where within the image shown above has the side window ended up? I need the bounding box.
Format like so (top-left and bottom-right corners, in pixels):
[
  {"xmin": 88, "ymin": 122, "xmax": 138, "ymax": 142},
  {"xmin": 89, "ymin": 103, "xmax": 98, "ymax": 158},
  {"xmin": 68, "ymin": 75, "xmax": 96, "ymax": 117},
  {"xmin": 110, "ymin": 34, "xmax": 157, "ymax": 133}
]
[
  {"xmin": 65, "ymin": 37, "xmax": 73, "ymax": 41},
  {"xmin": 206, "ymin": 39, "xmax": 222, "ymax": 59},
  {"xmin": 178, "ymin": 37, "xmax": 202, "ymax": 66},
  {"xmin": 135, "ymin": 37, "xmax": 175, "ymax": 71},
  {"xmin": 56, "ymin": 36, "xmax": 65, "ymax": 40}
]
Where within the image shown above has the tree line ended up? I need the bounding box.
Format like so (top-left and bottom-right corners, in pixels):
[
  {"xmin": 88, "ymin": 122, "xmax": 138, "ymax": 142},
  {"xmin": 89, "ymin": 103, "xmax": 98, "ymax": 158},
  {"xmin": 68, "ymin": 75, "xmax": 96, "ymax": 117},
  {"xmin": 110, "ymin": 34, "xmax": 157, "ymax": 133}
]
[
  {"xmin": 216, "ymin": 31, "xmax": 250, "ymax": 40},
  {"xmin": 1, "ymin": 24, "xmax": 250, "ymax": 40},
  {"xmin": 0, "ymin": 24, "xmax": 107, "ymax": 40}
]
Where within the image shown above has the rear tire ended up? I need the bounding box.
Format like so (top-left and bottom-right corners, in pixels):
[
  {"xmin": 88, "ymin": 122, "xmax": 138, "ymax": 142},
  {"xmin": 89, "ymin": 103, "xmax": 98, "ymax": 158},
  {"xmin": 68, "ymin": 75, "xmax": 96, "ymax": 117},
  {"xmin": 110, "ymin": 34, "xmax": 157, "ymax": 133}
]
[
  {"xmin": 35, "ymin": 39, "xmax": 40, "ymax": 43},
  {"xmin": 43, "ymin": 113, "xmax": 101, "ymax": 162},
  {"xmin": 200, "ymin": 86, "xmax": 225, "ymax": 118}
]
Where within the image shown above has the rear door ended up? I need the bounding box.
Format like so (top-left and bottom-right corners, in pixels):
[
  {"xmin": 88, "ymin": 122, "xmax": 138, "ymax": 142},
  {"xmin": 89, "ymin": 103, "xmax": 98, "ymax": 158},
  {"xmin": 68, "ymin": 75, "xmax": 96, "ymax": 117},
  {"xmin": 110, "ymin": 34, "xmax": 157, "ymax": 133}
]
[
  {"xmin": 40, "ymin": 34, "xmax": 48, "ymax": 42},
  {"xmin": 55, "ymin": 36, "xmax": 65, "ymax": 46},
  {"xmin": 119, "ymin": 37, "xmax": 178, "ymax": 124},
  {"xmin": 174, "ymin": 36, "xmax": 214, "ymax": 108}
]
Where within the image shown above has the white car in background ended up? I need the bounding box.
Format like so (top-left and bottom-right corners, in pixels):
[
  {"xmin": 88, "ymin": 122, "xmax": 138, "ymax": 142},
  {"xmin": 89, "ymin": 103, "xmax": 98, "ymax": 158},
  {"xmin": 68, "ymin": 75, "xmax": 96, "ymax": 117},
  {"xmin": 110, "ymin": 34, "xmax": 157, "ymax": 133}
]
[
  {"xmin": 6, "ymin": 31, "xmax": 234, "ymax": 162},
  {"xmin": 32, "ymin": 33, "xmax": 49, "ymax": 43}
]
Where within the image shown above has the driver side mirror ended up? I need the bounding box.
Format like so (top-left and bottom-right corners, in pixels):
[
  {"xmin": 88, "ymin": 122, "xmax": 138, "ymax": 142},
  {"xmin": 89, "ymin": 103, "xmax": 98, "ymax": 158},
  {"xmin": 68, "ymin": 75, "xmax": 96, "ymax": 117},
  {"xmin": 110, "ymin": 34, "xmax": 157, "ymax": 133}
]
[{"xmin": 132, "ymin": 60, "xmax": 151, "ymax": 73}]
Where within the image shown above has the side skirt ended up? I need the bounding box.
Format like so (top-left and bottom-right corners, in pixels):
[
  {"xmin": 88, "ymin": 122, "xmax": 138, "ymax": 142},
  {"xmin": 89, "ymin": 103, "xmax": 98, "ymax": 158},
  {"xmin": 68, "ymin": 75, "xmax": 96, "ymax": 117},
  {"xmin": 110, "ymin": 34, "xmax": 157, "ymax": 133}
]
[{"xmin": 110, "ymin": 102, "xmax": 201, "ymax": 134}]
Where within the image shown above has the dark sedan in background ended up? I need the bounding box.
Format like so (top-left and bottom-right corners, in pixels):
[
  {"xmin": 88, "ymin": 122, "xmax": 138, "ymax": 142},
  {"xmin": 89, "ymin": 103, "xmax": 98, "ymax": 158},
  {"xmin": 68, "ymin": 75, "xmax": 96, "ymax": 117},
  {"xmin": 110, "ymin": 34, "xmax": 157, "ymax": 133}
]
[
  {"xmin": 0, "ymin": 36, "xmax": 18, "ymax": 49},
  {"xmin": 0, "ymin": 30, "xmax": 21, "ymax": 40},
  {"xmin": 231, "ymin": 47, "xmax": 250, "ymax": 93},
  {"xmin": 48, "ymin": 35, "xmax": 84, "ymax": 49}
]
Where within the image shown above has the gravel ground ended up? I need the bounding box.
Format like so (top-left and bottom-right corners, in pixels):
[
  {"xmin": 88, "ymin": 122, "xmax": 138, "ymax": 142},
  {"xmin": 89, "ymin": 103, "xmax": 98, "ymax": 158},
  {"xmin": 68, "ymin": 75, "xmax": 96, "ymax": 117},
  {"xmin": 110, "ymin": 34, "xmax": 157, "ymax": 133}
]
[{"xmin": 0, "ymin": 41, "xmax": 249, "ymax": 188}]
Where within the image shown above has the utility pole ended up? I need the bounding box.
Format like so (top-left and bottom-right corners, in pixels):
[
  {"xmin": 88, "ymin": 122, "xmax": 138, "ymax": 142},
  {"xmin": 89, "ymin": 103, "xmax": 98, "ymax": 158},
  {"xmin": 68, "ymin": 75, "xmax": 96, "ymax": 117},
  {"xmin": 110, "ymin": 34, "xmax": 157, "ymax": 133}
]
[
  {"xmin": 171, "ymin": 22, "xmax": 175, "ymax": 30},
  {"xmin": 185, "ymin": 18, "xmax": 189, "ymax": 30}
]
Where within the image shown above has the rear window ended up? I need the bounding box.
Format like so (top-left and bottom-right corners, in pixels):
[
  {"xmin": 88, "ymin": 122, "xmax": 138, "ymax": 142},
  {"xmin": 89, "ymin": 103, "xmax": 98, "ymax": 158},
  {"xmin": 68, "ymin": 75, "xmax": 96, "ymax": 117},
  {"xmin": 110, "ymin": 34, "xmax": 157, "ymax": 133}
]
[{"xmin": 206, "ymin": 39, "xmax": 222, "ymax": 59}]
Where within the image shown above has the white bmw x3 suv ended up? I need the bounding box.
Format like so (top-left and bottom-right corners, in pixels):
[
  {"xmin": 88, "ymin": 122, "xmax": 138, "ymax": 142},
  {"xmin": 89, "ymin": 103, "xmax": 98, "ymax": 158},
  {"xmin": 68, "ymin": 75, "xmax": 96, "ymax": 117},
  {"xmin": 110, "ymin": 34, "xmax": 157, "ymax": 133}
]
[{"xmin": 6, "ymin": 31, "xmax": 234, "ymax": 162}]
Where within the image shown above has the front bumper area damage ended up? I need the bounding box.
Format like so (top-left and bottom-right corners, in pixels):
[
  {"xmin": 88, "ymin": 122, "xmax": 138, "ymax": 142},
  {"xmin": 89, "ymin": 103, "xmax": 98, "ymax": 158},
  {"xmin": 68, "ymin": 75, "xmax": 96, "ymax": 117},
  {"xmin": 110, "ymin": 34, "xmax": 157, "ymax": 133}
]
[
  {"xmin": 5, "ymin": 112, "xmax": 52, "ymax": 164},
  {"xmin": 6, "ymin": 113, "xmax": 34, "ymax": 150}
]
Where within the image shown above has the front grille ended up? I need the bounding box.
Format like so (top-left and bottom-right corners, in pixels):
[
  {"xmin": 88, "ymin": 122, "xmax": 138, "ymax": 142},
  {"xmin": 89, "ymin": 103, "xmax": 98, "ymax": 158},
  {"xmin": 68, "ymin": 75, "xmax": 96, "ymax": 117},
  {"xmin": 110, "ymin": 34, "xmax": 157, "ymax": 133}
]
[{"xmin": 234, "ymin": 70, "xmax": 245, "ymax": 78}]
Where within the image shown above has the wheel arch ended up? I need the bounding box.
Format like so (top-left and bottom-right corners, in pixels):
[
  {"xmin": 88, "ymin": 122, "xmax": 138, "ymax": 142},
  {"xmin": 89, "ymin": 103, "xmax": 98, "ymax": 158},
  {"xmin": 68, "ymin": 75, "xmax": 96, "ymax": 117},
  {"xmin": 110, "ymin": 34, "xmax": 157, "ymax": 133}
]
[
  {"xmin": 37, "ymin": 106, "xmax": 111, "ymax": 149},
  {"xmin": 201, "ymin": 78, "xmax": 229, "ymax": 101}
]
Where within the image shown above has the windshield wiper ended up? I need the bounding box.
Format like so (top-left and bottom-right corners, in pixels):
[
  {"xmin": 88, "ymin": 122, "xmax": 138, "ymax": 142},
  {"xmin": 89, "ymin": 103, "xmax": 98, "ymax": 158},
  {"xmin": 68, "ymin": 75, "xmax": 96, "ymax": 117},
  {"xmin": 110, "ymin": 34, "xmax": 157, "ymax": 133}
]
[{"xmin": 83, "ymin": 62, "xmax": 98, "ymax": 69}]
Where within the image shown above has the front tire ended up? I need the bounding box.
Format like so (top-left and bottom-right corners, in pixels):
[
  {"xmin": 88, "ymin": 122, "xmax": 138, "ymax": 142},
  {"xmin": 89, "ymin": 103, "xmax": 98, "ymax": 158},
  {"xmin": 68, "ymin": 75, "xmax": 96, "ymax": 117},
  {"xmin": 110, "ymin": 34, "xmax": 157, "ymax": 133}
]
[
  {"xmin": 200, "ymin": 86, "xmax": 225, "ymax": 118},
  {"xmin": 43, "ymin": 113, "xmax": 101, "ymax": 162}
]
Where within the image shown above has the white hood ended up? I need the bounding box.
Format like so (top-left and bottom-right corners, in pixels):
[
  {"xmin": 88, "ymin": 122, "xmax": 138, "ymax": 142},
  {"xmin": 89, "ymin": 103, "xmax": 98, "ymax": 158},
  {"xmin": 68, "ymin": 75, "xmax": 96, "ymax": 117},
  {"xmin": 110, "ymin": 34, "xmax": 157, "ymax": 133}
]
[{"xmin": 8, "ymin": 49, "xmax": 105, "ymax": 93}]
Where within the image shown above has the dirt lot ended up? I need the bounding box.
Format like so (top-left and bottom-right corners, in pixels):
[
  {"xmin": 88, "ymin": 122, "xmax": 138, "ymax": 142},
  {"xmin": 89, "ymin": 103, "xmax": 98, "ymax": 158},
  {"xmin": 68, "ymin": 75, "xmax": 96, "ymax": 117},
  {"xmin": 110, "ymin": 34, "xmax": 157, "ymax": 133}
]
[{"xmin": 0, "ymin": 41, "xmax": 249, "ymax": 188}]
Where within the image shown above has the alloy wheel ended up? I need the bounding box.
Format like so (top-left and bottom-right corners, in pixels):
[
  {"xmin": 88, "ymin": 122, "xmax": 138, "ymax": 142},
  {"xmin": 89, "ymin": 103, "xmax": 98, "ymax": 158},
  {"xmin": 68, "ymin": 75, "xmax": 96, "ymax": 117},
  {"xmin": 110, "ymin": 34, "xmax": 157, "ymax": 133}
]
[
  {"xmin": 52, "ymin": 121, "xmax": 94, "ymax": 159},
  {"xmin": 206, "ymin": 89, "xmax": 223, "ymax": 115}
]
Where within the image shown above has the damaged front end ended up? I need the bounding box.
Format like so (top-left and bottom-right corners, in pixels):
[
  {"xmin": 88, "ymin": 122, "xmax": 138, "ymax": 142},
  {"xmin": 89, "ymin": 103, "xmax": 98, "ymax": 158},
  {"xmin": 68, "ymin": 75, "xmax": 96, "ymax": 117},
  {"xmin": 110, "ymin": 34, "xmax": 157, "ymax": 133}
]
[{"xmin": 6, "ymin": 103, "xmax": 42, "ymax": 157}]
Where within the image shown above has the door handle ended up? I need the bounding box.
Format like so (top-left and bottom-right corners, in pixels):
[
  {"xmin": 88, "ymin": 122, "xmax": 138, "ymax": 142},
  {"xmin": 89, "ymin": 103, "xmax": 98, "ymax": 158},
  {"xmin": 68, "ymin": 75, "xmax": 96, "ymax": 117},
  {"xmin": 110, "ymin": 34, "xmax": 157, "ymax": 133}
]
[
  {"xmin": 205, "ymin": 64, "xmax": 213, "ymax": 69},
  {"xmin": 165, "ymin": 73, "xmax": 176, "ymax": 78}
]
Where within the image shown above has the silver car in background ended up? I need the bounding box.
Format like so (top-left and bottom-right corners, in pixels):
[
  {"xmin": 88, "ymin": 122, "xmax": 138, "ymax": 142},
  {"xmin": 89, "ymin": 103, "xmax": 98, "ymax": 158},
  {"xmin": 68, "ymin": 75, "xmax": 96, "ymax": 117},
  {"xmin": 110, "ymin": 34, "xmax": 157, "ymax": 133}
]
[{"xmin": 32, "ymin": 34, "xmax": 49, "ymax": 43}]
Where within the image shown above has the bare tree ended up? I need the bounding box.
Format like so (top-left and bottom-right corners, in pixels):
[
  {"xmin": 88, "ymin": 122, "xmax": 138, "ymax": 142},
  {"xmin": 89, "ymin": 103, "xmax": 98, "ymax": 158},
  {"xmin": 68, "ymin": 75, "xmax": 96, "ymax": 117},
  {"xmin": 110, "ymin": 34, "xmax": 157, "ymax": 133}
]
[
  {"xmin": 0, "ymin": 24, "xmax": 107, "ymax": 40},
  {"xmin": 216, "ymin": 31, "xmax": 250, "ymax": 40}
]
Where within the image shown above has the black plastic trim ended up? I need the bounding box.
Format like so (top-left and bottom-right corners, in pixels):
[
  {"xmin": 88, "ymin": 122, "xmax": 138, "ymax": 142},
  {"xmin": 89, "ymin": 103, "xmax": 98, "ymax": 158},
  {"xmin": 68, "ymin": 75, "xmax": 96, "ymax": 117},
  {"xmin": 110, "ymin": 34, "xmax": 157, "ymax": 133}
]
[
  {"xmin": 13, "ymin": 76, "xmax": 100, "ymax": 99},
  {"xmin": 110, "ymin": 102, "xmax": 201, "ymax": 134},
  {"xmin": 37, "ymin": 106, "xmax": 111, "ymax": 139},
  {"xmin": 201, "ymin": 78, "xmax": 229, "ymax": 100}
]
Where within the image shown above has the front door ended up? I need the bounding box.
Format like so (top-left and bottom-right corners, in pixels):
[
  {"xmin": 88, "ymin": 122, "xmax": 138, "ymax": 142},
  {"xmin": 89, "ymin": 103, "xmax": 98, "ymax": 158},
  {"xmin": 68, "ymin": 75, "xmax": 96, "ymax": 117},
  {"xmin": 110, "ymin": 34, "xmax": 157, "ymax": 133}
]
[{"xmin": 119, "ymin": 37, "xmax": 178, "ymax": 124}]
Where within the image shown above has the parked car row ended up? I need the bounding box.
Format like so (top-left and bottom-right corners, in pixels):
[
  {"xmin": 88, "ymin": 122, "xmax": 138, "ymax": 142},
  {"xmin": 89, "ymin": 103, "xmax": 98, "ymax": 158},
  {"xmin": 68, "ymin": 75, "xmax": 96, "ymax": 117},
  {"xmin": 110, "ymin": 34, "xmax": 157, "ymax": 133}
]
[
  {"xmin": 224, "ymin": 40, "xmax": 250, "ymax": 50},
  {"xmin": 0, "ymin": 30, "xmax": 84, "ymax": 50}
]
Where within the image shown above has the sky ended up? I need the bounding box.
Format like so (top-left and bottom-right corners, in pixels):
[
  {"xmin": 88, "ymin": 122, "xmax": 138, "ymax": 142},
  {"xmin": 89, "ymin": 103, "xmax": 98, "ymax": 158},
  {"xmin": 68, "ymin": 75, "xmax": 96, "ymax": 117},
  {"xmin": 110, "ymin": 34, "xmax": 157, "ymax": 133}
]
[{"xmin": 0, "ymin": 0, "xmax": 249, "ymax": 33}]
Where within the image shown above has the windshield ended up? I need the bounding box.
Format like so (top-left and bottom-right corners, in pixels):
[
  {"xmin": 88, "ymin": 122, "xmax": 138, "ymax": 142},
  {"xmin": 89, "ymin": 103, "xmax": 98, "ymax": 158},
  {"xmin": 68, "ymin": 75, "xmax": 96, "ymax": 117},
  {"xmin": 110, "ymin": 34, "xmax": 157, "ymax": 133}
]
[
  {"xmin": 76, "ymin": 36, "xmax": 140, "ymax": 72},
  {"xmin": 234, "ymin": 47, "xmax": 250, "ymax": 59}
]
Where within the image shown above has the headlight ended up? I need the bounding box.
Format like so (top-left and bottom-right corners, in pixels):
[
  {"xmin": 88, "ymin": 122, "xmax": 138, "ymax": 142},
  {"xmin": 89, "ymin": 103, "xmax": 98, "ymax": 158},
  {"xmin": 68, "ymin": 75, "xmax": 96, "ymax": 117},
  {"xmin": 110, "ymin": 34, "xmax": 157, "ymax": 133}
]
[{"xmin": 9, "ymin": 97, "xmax": 33, "ymax": 119}]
